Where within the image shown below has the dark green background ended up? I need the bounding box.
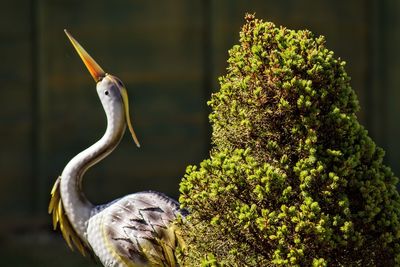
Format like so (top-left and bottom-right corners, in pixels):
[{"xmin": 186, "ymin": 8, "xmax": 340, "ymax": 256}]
[{"xmin": 1, "ymin": 0, "xmax": 399, "ymax": 266}]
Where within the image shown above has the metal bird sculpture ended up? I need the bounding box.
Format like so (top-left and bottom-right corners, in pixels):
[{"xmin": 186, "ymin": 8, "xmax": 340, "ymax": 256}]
[{"xmin": 48, "ymin": 30, "xmax": 184, "ymax": 267}]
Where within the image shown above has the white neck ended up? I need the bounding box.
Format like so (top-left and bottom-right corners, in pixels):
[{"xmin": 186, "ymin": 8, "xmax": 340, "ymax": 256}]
[{"xmin": 60, "ymin": 97, "xmax": 125, "ymax": 241}]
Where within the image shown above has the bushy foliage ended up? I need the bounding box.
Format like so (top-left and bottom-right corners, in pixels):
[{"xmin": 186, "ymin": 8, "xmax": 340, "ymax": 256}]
[{"xmin": 178, "ymin": 14, "xmax": 400, "ymax": 266}]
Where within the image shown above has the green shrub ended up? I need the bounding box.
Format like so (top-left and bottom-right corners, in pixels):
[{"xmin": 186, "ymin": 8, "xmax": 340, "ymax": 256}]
[{"xmin": 178, "ymin": 14, "xmax": 400, "ymax": 266}]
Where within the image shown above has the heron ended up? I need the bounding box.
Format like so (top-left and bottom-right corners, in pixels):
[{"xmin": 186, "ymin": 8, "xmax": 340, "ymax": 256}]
[{"xmin": 48, "ymin": 30, "xmax": 185, "ymax": 267}]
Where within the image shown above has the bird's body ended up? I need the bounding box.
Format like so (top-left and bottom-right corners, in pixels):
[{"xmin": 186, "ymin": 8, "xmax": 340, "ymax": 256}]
[
  {"xmin": 49, "ymin": 30, "xmax": 184, "ymax": 267},
  {"xmin": 87, "ymin": 191, "xmax": 181, "ymax": 267}
]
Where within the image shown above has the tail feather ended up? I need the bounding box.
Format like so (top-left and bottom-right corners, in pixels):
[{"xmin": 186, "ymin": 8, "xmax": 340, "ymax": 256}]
[{"xmin": 48, "ymin": 176, "xmax": 94, "ymax": 258}]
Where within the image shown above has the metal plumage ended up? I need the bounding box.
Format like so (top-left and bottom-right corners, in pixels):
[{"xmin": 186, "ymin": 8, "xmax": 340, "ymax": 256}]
[{"xmin": 48, "ymin": 30, "xmax": 185, "ymax": 267}]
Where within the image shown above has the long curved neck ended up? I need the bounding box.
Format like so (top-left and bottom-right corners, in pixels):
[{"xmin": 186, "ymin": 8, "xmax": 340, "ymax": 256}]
[{"xmin": 60, "ymin": 102, "xmax": 125, "ymax": 240}]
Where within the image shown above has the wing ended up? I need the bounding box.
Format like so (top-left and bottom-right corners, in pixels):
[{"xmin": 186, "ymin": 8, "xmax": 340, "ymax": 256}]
[
  {"xmin": 48, "ymin": 177, "xmax": 94, "ymax": 258},
  {"xmin": 101, "ymin": 192, "xmax": 184, "ymax": 267}
]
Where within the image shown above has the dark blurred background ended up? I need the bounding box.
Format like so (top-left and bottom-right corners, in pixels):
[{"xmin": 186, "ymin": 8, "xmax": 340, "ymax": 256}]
[{"xmin": 1, "ymin": 0, "xmax": 399, "ymax": 266}]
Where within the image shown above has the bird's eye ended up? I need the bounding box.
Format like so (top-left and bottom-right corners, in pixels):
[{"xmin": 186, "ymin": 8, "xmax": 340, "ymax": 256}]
[{"xmin": 105, "ymin": 91, "xmax": 109, "ymax": 95}]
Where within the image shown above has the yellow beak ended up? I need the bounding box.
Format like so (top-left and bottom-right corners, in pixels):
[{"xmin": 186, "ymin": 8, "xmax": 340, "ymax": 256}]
[{"xmin": 64, "ymin": 29, "xmax": 106, "ymax": 82}]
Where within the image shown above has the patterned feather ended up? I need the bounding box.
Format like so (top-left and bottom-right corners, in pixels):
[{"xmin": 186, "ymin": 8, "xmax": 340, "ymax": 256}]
[
  {"xmin": 95, "ymin": 192, "xmax": 185, "ymax": 266},
  {"xmin": 48, "ymin": 177, "xmax": 94, "ymax": 258}
]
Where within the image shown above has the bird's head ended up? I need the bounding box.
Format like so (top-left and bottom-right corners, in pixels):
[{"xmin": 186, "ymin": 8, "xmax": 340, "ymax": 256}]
[{"xmin": 64, "ymin": 30, "xmax": 140, "ymax": 148}]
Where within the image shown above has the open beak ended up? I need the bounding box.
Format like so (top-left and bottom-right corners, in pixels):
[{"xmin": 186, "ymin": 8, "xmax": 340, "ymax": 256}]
[
  {"xmin": 64, "ymin": 29, "xmax": 106, "ymax": 82},
  {"xmin": 65, "ymin": 29, "xmax": 141, "ymax": 148}
]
